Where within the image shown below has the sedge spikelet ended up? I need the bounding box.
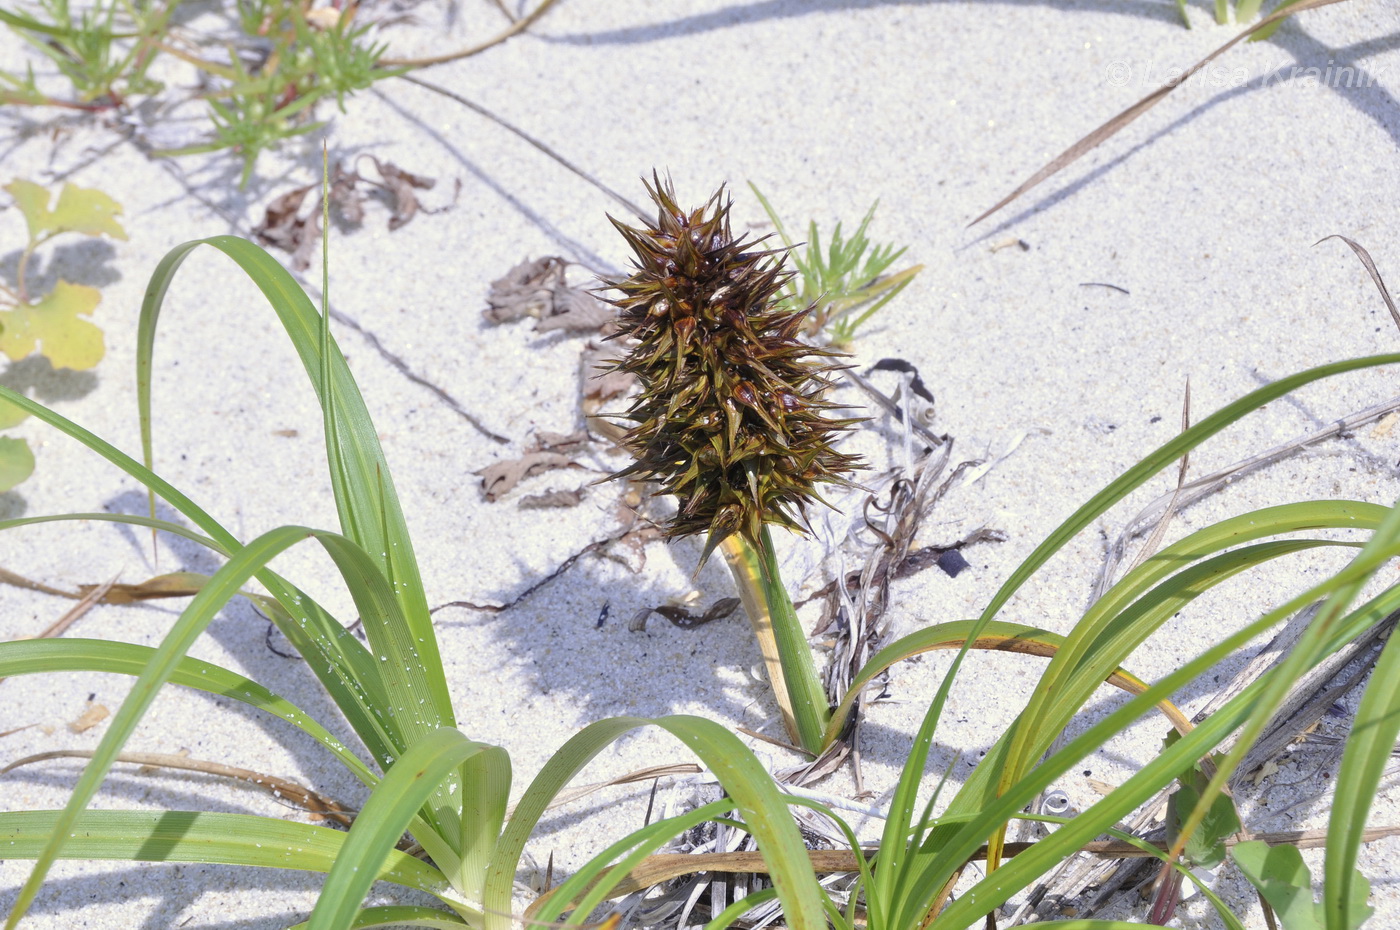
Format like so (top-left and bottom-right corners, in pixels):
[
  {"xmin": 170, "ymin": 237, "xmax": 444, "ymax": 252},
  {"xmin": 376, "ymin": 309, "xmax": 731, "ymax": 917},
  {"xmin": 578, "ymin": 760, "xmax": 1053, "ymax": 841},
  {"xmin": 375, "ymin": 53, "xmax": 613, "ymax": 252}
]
[{"xmin": 603, "ymin": 174, "xmax": 862, "ymax": 564}]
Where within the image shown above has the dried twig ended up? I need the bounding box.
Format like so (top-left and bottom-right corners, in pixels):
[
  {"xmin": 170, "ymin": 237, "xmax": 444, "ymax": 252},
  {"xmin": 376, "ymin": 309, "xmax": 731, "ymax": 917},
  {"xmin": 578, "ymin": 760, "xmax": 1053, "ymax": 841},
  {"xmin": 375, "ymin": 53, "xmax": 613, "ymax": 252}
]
[
  {"xmin": 2, "ymin": 750, "xmax": 356, "ymax": 827},
  {"xmin": 377, "ymin": 0, "xmax": 560, "ymax": 67},
  {"xmin": 1093, "ymin": 393, "xmax": 1400, "ymax": 601}
]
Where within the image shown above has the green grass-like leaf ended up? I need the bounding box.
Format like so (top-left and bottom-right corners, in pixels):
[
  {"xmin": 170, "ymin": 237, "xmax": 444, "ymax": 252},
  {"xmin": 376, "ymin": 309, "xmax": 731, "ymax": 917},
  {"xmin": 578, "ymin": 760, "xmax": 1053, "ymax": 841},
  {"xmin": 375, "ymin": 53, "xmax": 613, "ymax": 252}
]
[
  {"xmin": 309, "ymin": 727, "xmax": 492, "ymax": 930},
  {"xmin": 488, "ymin": 715, "xmax": 828, "ymax": 930},
  {"xmin": 0, "ymin": 637, "xmax": 377, "ymax": 787},
  {"xmin": 0, "ymin": 810, "xmax": 452, "ymax": 897}
]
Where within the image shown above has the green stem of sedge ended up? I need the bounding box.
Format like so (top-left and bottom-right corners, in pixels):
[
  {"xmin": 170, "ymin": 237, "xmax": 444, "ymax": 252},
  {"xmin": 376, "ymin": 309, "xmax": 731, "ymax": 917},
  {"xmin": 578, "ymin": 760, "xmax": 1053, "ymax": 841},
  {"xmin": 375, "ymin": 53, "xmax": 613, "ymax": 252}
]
[{"xmin": 721, "ymin": 527, "xmax": 831, "ymax": 755}]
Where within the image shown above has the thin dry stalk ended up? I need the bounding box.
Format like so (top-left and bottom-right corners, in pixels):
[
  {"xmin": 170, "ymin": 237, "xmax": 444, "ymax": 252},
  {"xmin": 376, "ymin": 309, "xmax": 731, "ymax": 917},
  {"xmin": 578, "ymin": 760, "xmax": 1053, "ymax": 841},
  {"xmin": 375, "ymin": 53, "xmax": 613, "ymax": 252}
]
[
  {"xmin": 1093, "ymin": 393, "xmax": 1400, "ymax": 601},
  {"xmin": 377, "ymin": 0, "xmax": 560, "ymax": 67},
  {"xmin": 970, "ymin": 0, "xmax": 1351, "ymax": 227},
  {"xmin": 2, "ymin": 750, "xmax": 356, "ymax": 827}
]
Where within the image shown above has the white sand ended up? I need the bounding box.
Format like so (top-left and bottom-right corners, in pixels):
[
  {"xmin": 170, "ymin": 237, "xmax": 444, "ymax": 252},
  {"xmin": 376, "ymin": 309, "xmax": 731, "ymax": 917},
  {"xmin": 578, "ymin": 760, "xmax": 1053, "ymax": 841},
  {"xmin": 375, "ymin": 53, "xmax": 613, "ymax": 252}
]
[{"xmin": 2, "ymin": 1, "xmax": 1399, "ymax": 927}]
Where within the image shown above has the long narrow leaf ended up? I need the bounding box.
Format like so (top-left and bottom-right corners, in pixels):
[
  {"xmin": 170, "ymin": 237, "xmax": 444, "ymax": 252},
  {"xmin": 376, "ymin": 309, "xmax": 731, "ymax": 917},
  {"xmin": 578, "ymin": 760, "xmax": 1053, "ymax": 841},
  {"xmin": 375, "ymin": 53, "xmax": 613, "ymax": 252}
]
[
  {"xmin": 135, "ymin": 237, "xmax": 454, "ymax": 736},
  {"xmin": 882, "ymin": 537, "xmax": 1355, "ymax": 925},
  {"xmin": 925, "ymin": 544, "xmax": 1400, "ymax": 928},
  {"xmin": 1325, "ymin": 625, "xmax": 1400, "ymax": 929},
  {"xmin": 0, "ymin": 380, "xmax": 396, "ymax": 778},
  {"xmin": 0, "ymin": 638, "xmax": 376, "ymax": 786},
  {"xmin": 1172, "ymin": 496, "xmax": 1400, "ymax": 872},
  {"xmin": 1, "ymin": 522, "xmax": 447, "ymax": 929},
  {"xmin": 0, "ymin": 810, "xmax": 452, "ymax": 898},
  {"xmin": 486, "ymin": 716, "xmax": 827, "ymax": 930},
  {"xmin": 309, "ymin": 727, "xmax": 492, "ymax": 930}
]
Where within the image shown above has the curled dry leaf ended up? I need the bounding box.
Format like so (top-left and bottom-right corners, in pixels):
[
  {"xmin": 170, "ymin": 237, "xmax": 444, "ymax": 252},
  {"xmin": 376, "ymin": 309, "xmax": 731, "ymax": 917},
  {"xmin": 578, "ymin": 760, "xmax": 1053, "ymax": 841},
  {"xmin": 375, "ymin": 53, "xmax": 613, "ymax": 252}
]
[
  {"xmin": 534, "ymin": 286, "xmax": 613, "ymax": 333},
  {"xmin": 252, "ymin": 183, "xmax": 320, "ymax": 272},
  {"xmin": 519, "ymin": 488, "xmax": 585, "ymax": 509},
  {"xmin": 484, "ymin": 257, "xmax": 565, "ymax": 323},
  {"xmin": 373, "ymin": 158, "xmax": 437, "ymax": 230},
  {"xmin": 476, "ymin": 451, "xmax": 575, "ymax": 501},
  {"xmin": 483, "ymin": 256, "xmax": 612, "ymax": 332},
  {"xmin": 254, "ymin": 156, "xmax": 446, "ymax": 270},
  {"xmin": 528, "ymin": 429, "xmax": 590, "ymax": 454},
  {"xmin": 629, "ymin": 597, "xmax": 741, "ymax": 632},
  {"xmin": 67, "ymin": 702, "xmax": 109, "ymax": 733}
]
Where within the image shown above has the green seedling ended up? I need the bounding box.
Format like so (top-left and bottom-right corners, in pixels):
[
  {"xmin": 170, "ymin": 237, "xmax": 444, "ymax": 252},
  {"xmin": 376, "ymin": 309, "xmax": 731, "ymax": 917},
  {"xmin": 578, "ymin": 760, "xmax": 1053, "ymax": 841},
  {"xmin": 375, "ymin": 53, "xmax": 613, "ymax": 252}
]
[
  {"xmin": 1170, "ymin": 0, "xmax": 1308, "ymax": 34},
  {"xmin": 0, "ymin": 178, "xmax": 123, "ymax": 491},
  {"xmin": 749, "ymin": 183, "xmax": 922, "ymax": 348},
  {"xmin": 154, "ymin": 7, "xmax": 402, "ymax": 187},
  {"xmin": 0, "ymin": 0, "xmax": 168, "ymax": 108},
  {"xmin": 2, "ymin": 0, "xmax": 401, "ymax": 185}
]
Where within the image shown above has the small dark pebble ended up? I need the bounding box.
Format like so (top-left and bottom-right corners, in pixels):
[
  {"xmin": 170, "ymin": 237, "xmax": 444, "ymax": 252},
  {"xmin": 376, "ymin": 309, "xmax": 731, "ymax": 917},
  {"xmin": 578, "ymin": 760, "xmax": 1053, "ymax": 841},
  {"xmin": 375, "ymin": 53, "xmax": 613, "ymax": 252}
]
[{"xmin": 938, "ymin": 550, "xmax": 970, "ymax": 577}]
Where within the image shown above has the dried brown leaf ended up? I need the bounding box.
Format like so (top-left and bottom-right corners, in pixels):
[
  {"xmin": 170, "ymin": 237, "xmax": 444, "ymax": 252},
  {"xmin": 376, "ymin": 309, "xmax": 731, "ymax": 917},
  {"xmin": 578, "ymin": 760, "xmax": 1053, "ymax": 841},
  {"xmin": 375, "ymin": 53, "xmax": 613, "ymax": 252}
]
[
  {"xmin": 631, "ymin": 597, "xmax": 741, "ymax": 631},
  {"xmin": 483, "ymin": 257, "xmax": 567, "ymax": 324},
  {"xmin": 375, "ymin": 159, "xmax": 436, "ymax": 231},
  {"xmin": 68, "ymin": 702, "xmax": 109, "ymax": 733},
  {"xmin": 77, "ymin": 571, "xmax": 207, "ymax": 604},
  {"xmin": 3, "ymin": 749, "xmax": 355, "ymax": 827},
  {"xmin": 253, "ymin": 183, "xmax": 321, "ymax": 271},
  {"xmin": 535, "ymin": 286, "xmax": 614, "ymax": 333},
  {"xmin": 476, "ymin": 451, "xmax": 575, "ymax": 501},
  {"xmin": 331, "ymin": 161, "xmax": 366, "ymax": 225},
  {"xmin": 528, "ymin": 430, "xmax": 590, "ymax": 454},
  {"xmin": 519, "ymin": 488, "xmax": 585, "ymax": 509}
]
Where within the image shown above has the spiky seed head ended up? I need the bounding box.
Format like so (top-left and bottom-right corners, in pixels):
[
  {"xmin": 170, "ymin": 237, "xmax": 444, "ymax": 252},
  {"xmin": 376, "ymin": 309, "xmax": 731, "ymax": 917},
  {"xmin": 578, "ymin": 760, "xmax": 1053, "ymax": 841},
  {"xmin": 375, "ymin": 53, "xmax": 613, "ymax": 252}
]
[{"xmin": 603, "ymin": 174, "xmax": 862, "ymax": 564}]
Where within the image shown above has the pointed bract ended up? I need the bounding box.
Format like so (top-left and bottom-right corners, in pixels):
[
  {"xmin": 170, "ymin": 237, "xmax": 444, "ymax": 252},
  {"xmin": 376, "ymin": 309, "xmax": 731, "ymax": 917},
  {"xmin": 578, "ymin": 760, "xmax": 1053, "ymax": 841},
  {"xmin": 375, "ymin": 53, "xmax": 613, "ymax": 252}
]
[{"xmin": 603, "ymin": 175, "xmax": 862, "ymax": 559}]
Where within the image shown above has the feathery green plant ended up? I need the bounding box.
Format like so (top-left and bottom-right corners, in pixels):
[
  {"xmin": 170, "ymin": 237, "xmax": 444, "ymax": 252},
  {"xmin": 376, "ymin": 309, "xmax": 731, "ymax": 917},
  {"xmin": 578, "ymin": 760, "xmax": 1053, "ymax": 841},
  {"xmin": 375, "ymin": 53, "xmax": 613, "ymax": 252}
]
[
  {"xmin": 748, "ymin": 184, "xmax": 921, "ymax": 348},
  {"xmin": 0, "ymin": 181, "xmax": 831, "ymax": 929},
  {"xmin": 1, "ymin": 0, "xmax": 401, "ymax": 186}
]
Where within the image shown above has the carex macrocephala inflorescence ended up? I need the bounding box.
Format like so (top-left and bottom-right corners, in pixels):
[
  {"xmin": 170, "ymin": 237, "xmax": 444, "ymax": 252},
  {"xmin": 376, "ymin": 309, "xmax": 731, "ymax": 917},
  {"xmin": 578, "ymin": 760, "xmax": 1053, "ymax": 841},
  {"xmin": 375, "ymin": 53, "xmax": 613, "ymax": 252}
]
[{"xmin": 603, "ymin": 175, "xmax": 863, "ymax": 565}]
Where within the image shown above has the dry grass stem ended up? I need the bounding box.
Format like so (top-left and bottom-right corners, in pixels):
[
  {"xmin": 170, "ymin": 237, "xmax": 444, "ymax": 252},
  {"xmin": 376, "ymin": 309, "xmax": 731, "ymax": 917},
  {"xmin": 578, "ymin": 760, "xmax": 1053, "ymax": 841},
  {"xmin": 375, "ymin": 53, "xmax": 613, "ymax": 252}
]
[{"xmin": 970, "ymin": 0, "xmax": 1352, "ymax": 227}]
